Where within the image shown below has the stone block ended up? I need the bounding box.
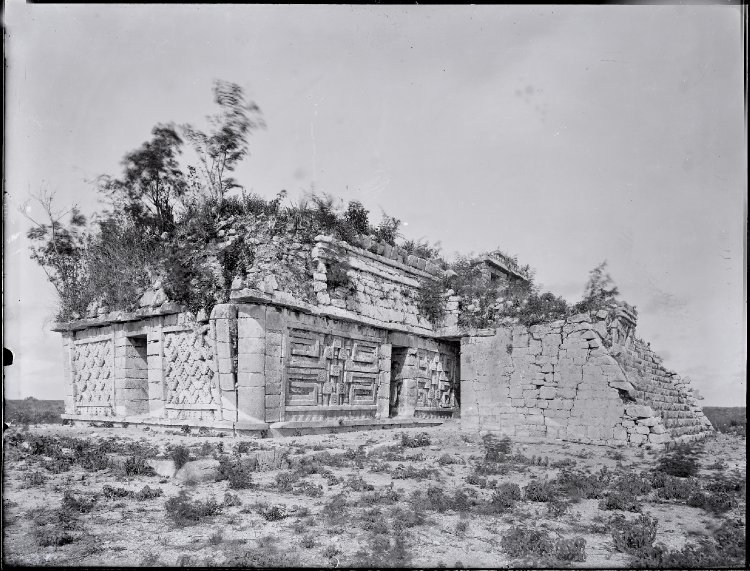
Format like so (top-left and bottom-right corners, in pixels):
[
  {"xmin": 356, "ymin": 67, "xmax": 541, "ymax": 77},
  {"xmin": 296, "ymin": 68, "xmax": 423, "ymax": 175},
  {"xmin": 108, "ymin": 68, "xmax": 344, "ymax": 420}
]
[
  {"xmin": 648, "ymin": 432, "xmax": 669, "ymax": 445},
  {"xmin": 625, "ymin": 405, "xmax": 654, "ymax": 418},
  {"xmin": 238, "ymin": 353, "xmax": 265, "ymax": 373},
  {"xmin": 237, "ymin": 371, "xmax": 265, "ymax": 388},
  {"xmin": 613, "ymin": 426, "xmax": 628, "ymax": 441},
  {"xmin": 539, "ymin": 386, "xmax": 556, "ymax": 399},
  {"xmin": 219, "ymin": 372, "xmax": 235, "ymax": 391},
  {"xmin": 629, "ymin": 432, "xmax": 647, "ymax": 445},
  {"xmin": 650, "ymin": 424, "xmax": 666, "ymax": 435},
  {"xmin": 175, "ymin": 459, "xmax": 221, "ymax": 483},
  {"xmin": 237, "ymin": 386, "xmax": 265, "ymax": 420}
]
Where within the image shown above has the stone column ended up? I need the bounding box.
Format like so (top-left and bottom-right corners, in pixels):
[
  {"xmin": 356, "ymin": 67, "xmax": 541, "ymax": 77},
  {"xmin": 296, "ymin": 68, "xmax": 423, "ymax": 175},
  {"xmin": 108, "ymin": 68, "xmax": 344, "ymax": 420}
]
[
  {"xmin": 211, "ymin": 304, "xmax": 238, "ymax": 422},
  {"xmin": 264, "ymin": 307, "xmax": 285, "ymax": 422},
  {"xmin": 112, "ymin": 327, "xmax": 129, "ymax": 417},
  {"xmin": 61, "ymin": 332, "xmax": 75, "ymax": 415},
  {"xmin": 376, "ymin": 343, "xmax": 392, "ymax": 419},
  {"xmin": 147, "ymin": 320, "xmax": 164, "ymax": 417},
  {"xmin": 236, "ymin": 304, "xmax": 267, "ymax": 422}
]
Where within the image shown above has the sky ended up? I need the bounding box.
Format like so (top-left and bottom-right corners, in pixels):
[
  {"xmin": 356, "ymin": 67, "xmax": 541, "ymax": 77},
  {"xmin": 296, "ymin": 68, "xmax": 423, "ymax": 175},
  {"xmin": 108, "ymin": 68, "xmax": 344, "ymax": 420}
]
[{"xmin": 3, "ymin": 4, "xmax": 746, "ymax": 406}]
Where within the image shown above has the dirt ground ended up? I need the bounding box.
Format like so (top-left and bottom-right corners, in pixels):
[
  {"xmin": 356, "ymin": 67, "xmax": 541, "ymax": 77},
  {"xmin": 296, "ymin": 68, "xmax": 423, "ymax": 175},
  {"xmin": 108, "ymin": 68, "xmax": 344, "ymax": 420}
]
[{"xmin": 2, "ymin": 421, "xmax": 746, "ymax": 568}]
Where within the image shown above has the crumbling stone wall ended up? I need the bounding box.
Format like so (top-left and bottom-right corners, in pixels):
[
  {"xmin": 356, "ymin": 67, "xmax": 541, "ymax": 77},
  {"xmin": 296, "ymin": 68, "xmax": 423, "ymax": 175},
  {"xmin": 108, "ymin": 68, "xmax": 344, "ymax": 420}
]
[
  {"xmin": 608, "ymin": 307, "xmax": 712, "ymax": 443},
  {"xmin": 461, "ymin": 314, "xmax": 678, "ymax": 446},
  {"xmin": 231, "ymin": 235, "xmax": 450, "ymax": 335}
]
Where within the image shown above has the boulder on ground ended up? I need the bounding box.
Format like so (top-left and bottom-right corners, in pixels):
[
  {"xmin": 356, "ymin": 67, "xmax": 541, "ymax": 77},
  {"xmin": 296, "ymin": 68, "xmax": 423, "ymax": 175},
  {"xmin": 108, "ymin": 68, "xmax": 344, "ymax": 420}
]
[{"xmin": 174, "ymin": 459, "xmax": 221, "ymax": 483}]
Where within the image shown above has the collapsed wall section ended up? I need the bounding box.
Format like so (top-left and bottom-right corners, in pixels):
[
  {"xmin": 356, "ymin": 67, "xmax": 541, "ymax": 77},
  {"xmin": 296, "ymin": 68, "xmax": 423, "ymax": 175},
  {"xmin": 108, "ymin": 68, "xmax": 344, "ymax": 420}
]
[
  {"xmin": 460, "ymin": 314, "xmax": 673, "ymax": 446},
  {"xmin": 607, "ymin": 307, "xmax": 713, "ymax": 443}
]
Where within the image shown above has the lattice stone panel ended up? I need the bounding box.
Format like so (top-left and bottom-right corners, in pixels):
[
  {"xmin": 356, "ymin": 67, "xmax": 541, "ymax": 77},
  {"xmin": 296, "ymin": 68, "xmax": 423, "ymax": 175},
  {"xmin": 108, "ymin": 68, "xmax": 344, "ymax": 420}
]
[
  {"xmin": 73, "ymin": 340, "xmax": 114, "ymax": 415},
  {"xmin": 163, "ymin": 330, "xmax": 219, "ymax": 408},
  {"xmin": 415, "ymin": 349, "xmax": 458, "ymax": 409}
]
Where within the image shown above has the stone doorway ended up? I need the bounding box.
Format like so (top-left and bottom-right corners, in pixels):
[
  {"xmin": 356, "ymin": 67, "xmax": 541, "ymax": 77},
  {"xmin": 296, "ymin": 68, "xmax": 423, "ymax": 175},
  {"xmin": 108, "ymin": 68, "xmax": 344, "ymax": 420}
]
[
  {"xmin": 123, "ymin": 335, "xmax": 149, "ymax": 415},
  {"xmin": 389, "ymin": 347, "xmax": 408, "ymax": 417}
]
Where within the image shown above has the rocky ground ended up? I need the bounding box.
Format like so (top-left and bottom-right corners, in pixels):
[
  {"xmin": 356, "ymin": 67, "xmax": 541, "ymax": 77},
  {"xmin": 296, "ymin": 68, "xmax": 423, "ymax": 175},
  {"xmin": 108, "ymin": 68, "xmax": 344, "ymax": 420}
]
[{"xmin": 2, "ymin": 421, "xmax": 746, "ymax": 568}]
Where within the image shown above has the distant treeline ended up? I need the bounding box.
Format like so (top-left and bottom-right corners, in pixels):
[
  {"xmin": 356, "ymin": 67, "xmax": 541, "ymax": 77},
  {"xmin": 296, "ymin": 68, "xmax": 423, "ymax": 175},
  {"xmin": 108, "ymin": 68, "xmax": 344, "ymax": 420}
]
[
  {"xmin": 702, "ymin": 407, "xmax": 746, "ymax": 436},
  {"xmin": 4, "ymin": 398, "xmax": 64, "ymax": 425}
]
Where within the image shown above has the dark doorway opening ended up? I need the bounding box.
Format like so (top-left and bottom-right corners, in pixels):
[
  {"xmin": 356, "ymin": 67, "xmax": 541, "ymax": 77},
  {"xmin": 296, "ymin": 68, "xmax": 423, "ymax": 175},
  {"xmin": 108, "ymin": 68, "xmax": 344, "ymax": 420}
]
[{"xmin": 389, "ymin": 347, "xmax": 408, "ymax": 418}]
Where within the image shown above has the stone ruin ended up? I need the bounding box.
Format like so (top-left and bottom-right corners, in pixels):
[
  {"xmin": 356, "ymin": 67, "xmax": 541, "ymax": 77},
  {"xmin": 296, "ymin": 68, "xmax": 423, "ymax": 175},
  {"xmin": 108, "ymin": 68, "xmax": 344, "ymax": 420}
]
[{"xmin": 52, "ymin": 228, "xmax": 713, "ymax": 446}]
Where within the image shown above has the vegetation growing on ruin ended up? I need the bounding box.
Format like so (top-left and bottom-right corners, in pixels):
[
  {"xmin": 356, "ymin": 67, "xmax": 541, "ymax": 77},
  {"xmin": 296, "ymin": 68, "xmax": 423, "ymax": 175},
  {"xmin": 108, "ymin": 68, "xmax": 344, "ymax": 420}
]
[{"xmin": 25, "ymin": 80, "xmax": 632, "ymax": 326}]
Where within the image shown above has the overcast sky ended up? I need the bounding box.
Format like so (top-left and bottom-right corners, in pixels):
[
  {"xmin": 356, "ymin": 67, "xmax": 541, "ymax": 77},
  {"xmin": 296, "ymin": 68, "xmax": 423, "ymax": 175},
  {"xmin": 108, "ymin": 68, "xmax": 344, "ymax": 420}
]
[{"xmin": 4, "ymin": 4, "xmax": 745, "ymax": 406}]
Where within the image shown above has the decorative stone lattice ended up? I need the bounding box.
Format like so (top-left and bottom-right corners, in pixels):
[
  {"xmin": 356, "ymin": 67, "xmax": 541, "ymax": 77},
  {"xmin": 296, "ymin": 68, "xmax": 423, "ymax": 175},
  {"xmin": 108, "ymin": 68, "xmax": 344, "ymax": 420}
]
[
  {"xmin": 73, "ymin": 340, "xmax": 114, "ymax": 416},
  {"xmin": 163, "ymin": 329, "xmax": 220, "ymax": 417},
  {"xmin": 416, "ymin": 350, "xmax": 458, "ymax": 409}
]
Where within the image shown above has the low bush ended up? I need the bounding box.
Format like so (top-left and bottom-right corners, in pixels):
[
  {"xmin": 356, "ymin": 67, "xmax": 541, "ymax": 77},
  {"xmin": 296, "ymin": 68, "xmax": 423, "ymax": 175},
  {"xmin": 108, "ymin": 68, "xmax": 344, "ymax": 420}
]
[
  {"xmin": 134, "ymin": 485, "xmax": 163, "ymax": 501},
  {"xmin": 355, "ymin": 488, "xmax": 402, "ymax": 507},
  {"xmin": 552, "ymin": 469, "xmax": 609, "ymax": 501},
  {"xmin": 170, "ymin": 445, "xmax": 191, "ymax": 469},
  {"xmin": 164, "ymin": 491, "xmax": 222, "ymax": 526},
  {"xmin": 632, "ymin": 518, "xmax": 746, "ymax": 568},
  {"xmin": 217, "ymin": 456, "xmax": 255, "ymax": 489},
  {"xmin": 400, "ymin": 432, "xmax": 431, "ymax": 448},
  {"xmin": 322, "ymin": 493, "xmax": 348, "ymax": 524},
  {"xmin": 391, "ymin": 464, "xmax": 438, "ymax": 480},
  {"xmin": 344, "ymin": 474, "xmax": 374, "ymax": 492},
  {"xmin": 524, "ymin": 479, "xmax": 555, "ymax": 502},
  {"xmin": 353, "ymin": 529, "xmax": 412, "ymax": 568},
  {"xmin": 27, "ymin": 471, "xmax": 47, "ymax": 487},
  {"xmin": 123, "ymin": 455, "xmax": 156, "ymax": 476},
  {"xmin": 37, "ymin": 528, "xmax": 77, "ymax": 547},
  {"xmin": 62, "ymin": 491, "xmax": 96, "ymax": 514},
  {"xmin": 482, "ymin": 433, "xmax": 512, "ymax": 462},
  {"xmin": 546, "ymin": 498, "xmax": 571, "ymax": 518},
  {"xmin": 486, "ymin": 483, "xmax": 522, "ymax": 513},
  {"xmin": 687, "ymin": 491, "xmax": 736, "ymax": 515},
  {"xmin": 501, "ymin": 527, "xmax": 554, "ymax": 558},
  {"xmin": 656, "ymin": 476, "xmax": 700, "ymax": 501},
  {"xmin": 554, "ymin": 537, "xmax": 587, "ymax": 562},
  {"xmin": 223, "ymin": 492, "xmax": 242, "ymax": 507},
  {"xmin": 656, "ymin": 444, "xmax": 700, "ymax": 478},
  {"xmin": 612, "ymin": 471, "xmax": 652, "ymax": 497},
  {"xmin": 437, "ymin": 453, "xmax": 459, "ymax": 465},
  {"xmin": 102, "ymin": 485, "xmax": 132, "ymax": 500},
  {"xmin": 259, "ymin": 505, "xmax": 287, "ymax": 521},
  {"xmin": 598, "ymin": 490, "xmax": 643, "ymax": 513},
  {"xmin": 610, "ymin": 514, "xmax": 658, "ymax": 555}
]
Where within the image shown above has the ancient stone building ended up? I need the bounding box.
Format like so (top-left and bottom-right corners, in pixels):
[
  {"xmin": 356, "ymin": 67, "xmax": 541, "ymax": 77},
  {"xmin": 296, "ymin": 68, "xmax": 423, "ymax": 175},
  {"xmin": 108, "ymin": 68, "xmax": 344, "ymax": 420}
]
[{"xmin": 53, "ymin": 232, "xmax": 712, "ymax": 445}]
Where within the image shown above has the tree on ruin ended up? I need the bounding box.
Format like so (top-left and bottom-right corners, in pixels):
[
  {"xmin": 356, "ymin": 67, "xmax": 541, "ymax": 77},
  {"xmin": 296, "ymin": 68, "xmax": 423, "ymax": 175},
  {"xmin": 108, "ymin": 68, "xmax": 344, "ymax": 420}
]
[
  {"xmin": 97, "ymin": 124, "xmax": 188, "ymax": 234},
  {"xmin": 182, "ymin": 80, "xmax": 265, "ymax": 203},
  {"xmin": 21, "ymin": 189, "xmax": 92, "ymax": 320},
  {"xmin": 579, "ymin": 260, "xmax": 620, "ymax": 311}
]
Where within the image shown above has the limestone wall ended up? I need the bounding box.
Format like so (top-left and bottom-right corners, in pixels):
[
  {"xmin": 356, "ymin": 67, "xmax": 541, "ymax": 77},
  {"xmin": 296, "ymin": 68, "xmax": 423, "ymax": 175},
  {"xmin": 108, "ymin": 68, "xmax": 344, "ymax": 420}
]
[
  {"xmin": 460, "ymin": 314, "xmax": 673, "ymax": 446},
  {"xmin": 232, "ymin": 235, "xmax": 451, "ymax": 335}
]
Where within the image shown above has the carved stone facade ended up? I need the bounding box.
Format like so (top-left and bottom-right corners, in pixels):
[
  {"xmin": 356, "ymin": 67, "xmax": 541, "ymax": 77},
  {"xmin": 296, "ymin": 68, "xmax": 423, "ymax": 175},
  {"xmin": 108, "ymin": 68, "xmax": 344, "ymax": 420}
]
[
  {"xmin": 72, "ymin": 337, "xmax": 114, "ymax": 417},
  {"xmin": 53, "ymin": 234, "xmax": 711, "ymax": 445}
]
